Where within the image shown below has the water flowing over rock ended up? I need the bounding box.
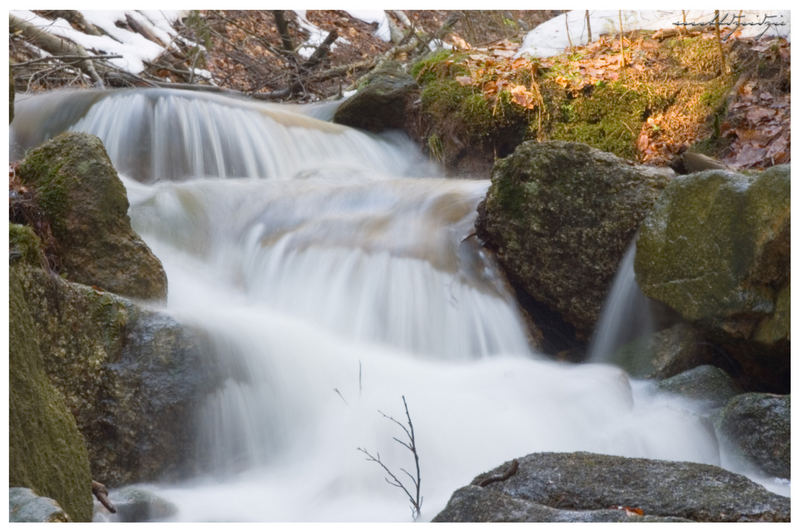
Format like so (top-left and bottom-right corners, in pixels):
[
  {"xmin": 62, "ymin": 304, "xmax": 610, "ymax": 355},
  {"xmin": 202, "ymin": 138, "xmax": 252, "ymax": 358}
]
[
  {"xmin": 716, "ymin": 393, "xmax": 790, "ymax": 479},
  {"xmin": 9, "ymin": 487, "xmax": 70, "ymax": 522},
  {"xmin": 607, "ymin": 323, "xmax": 712, "ymax": 379},
  {"xmin": 476, "ymin": 140, "xmax": 672, "ymax": 340},
  {"xmin": 94, "ymin": 486, "xmax": 179, "ymax": 522},
  {"xmin": 333, "ymin": 64, "xmax": 420, "ymax": 133},
  {"xmin": 17, "ymin": 132, "xmax": 167, "ymax": 300},
  {"xmin": 434, "ymin": 452, "xmax": 790, "ymax": 522},
  {"xmin": 635, "ymin": 165, "xmax": 790, "ymax": 391}
]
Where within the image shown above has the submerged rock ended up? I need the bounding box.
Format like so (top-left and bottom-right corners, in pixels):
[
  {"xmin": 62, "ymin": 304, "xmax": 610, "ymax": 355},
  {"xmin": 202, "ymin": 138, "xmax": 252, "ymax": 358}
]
[
  {"xmin": 657, "ymin": 365, "xmax": 742, "ymax": 409},
  {"xmin": 635, "ymin": 165, "xmax": 790, "ymax": 391},
  {"xmin": 434, "ymin": 452, "xmax": 790, "ymax": 522},
  {"xmin": 9, "ymin": 264, "xmax": 94, "ymax": 522},
  {"xmin": 476, "ymin": 140, "xmax": 672, "ymax": 340},
  {"xmin": 17, "ymin": 132, "xmax": 167, "ymax": 300},
  {"xmin": 94, "ymin": 486, "xmax": 178, "ymax": 522},
  {"xmin": 609, "ymin": 323, "xmax": 711, "ymax": 380},
  {"xmin": 333, "ymin": 64, "xmax": 419, "ymax": 133},
  {"xmin": 9, "ymin": 487, "xmax": 70, "ymax": 522},
  {"xmin": 716, "ymin": 393, "xmax": 790, "ymax": 479}
]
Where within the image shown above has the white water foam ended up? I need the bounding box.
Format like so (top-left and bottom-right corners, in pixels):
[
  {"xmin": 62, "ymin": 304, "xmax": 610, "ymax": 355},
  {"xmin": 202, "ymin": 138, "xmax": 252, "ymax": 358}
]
[{"xmin": 11, "ymin": 89, "xmax": 787, "ymax": 521}]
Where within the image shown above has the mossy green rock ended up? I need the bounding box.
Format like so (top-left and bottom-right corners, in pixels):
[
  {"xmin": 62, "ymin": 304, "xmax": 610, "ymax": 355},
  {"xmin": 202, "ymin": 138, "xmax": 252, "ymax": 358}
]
[
  {"xmin": 333, "ymin": 67, "xmax": 419, "ymax": 133},
  {"xmin": 9, "ymin": 265, "xmax": 93, "ymax": 522},
  {"xmin": 476, "ymin": 140, "xmax": 672, "ymax": 339},
  {"xmin": 635, "ymin": 166, "xmax": 789, "ymax": 335},
  {"xmin": 13, "ymin": 263, "xmax": 222, "ymax": 485},
  {"xmin": 435, "ymin": 452, "xmax": 789, "ymax": 522},
  {"xmin": 17, "ymin": 132, "xmax": 167, "ymax": 300},
  {"xmin": 635, "ymin": 165, "xmax": 789, "ymax": 388},
  {"xmin": 716, "ymin": 393, "xmax": 790, "ymax": 479}
]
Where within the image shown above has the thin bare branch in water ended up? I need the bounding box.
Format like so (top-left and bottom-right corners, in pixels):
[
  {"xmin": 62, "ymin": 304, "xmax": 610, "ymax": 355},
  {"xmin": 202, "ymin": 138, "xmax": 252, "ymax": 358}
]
[{"xmin": 357, "ymin": 395, "xmax": 422, "ymax": 520}]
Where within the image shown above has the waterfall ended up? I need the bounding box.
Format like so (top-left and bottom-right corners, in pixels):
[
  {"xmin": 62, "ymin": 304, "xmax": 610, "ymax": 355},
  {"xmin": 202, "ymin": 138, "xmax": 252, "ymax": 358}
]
[
  {"xmin": 587, "ymin": 240, "xmax": 654, "ymax": 363},
  {"xmin": 10, "ymin": 88, "xmax": 783, "ymax": 521}
]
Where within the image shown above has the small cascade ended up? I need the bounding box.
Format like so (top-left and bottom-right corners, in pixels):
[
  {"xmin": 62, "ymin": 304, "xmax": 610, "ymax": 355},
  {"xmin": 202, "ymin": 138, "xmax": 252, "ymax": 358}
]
[
  {"xmin": 12, "ymin": 88, "xmax": 433, "ymax": 182},
  {"xmin": 587, "ymin": 240, "xmax": 654, "ymax": 363},
  {"xmin": 10, "ymin": 88, "xmax": 786, "ymax": 521}
]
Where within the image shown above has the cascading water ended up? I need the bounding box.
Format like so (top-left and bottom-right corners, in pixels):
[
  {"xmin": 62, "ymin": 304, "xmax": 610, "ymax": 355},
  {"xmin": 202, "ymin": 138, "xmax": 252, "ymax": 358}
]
[
  {"xmin": 11, "ymin": 88, "xmax": 786, "ymax": 521},
  {"xmin": 587, "ymin": 240, "xmax": 654, "ymax": 363}
]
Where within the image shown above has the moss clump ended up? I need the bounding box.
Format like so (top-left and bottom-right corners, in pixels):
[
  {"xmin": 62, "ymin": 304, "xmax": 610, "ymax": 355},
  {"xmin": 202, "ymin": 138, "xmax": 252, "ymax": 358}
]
[
  {"xmin": 9, "ymin": 265, "xmax": 94, "ymax": 522},
  {"xmin": 16, "ymin": 132, "xmax": 168, "ymax": 300},
  {"xmin": 415, "ymin": 52, "xmax": 540, "ymax": 171},
  {"xmin": 546, "ymin": 81, "xmax": 662, "ymax": 159},
  {"xmin": 10, "ymin": 223, "xmax": 46, "ymax": 267}
]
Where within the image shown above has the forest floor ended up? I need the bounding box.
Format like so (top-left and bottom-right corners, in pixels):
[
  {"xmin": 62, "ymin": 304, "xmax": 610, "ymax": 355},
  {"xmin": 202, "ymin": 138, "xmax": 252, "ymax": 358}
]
[{"xmin": 9, "ymin": 10, "xmax": 790, "ymax": 169}]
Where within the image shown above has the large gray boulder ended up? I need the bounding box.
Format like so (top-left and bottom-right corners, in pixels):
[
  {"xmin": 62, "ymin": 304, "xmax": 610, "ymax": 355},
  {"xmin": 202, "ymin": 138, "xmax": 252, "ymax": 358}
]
[
  {"xmin": 635, "ymin": 166, "xmax": 789, "ymax": 390},
  {"xmin": 17, "ymin": 132, "xmax": 167, "ymax": 300},
  {"xmin": 716, "ymin": 393, "xmax": 790, "ymax": 479},
  {"xmin": 476, "ymin": 141, "xmax": 672, "ymax": 340},
  {"xmin": 434, "ymin": 452, "xmax": 790, "ymax": 522}
]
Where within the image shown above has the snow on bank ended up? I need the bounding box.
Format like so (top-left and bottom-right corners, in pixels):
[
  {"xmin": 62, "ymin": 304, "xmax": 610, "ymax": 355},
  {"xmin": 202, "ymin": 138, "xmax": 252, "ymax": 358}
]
[
  {"xmin": 293, "ymin": 10, "xmax": 352, "ymax": 59},
  {"xmin": 346, "ymin": 10, "xmax": 391, "ymax": 42},
  {"xmin": 518, "ymin": 10, "xmax": 791, "ymax": 58},
  {"xmin": 11, "ymin": 10, "xmax": 183, "ymax": 74}
]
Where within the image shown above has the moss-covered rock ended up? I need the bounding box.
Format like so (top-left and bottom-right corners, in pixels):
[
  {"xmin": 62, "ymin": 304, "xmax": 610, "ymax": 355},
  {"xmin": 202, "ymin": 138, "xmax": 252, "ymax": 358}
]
[
  {"xmin": 9, "ymin": 265, "xmax": 93, "ymax": 522},
  {"xmin": 476, "ymin": 140, "xmax": 672, "ymax": 340},
  {"xmin": 13, "ymin": 263, "xmax": 223, "ymax": 485},
  {"xmin": 716, "ymin": 393, "xmax": 790, "ymax": 479},
  {"xmin": 17, "ymin": 132, "xmax": 167, "ymax": 300},
  {"xmin": 333, "ymin": 64, "xmax": 420, "ymax": 133},
  {"xmin": 635, "ymin": 165, "xmax": 789, "ymax": 390},
  {"xmin": 9, "ymin": 223, "xmax": 47, "ymax": 267}
]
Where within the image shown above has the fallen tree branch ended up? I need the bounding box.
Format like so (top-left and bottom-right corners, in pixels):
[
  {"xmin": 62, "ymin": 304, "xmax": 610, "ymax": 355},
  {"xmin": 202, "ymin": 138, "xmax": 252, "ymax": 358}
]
[
  {"xmin": 11, "ymin": 54, "xmax": 123, "ymax": 67},
  {"xmin": 91, "ymin": 481, "xmax": 116, "ymax": 514}
]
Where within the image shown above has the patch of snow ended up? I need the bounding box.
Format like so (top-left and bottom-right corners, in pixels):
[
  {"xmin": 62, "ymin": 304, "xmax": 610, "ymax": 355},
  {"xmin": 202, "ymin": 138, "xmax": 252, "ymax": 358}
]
[
  {"xmin": 11, "ymin": 9, "xmax": 182, "ymax": 74},
  {"xmin": 518, "ymin": 10, "xmax": 791, "ymax": 58},
  {"xmin": 345, "ymin": 10, "xmax": 391, "ymax": 42},
  {"xmin": 294, "ymin": 10, "xmax": 349, "ymax": 60},
  {"xmin": 429, "ymin": 39, "xmax": 453, "ymax": 52}
]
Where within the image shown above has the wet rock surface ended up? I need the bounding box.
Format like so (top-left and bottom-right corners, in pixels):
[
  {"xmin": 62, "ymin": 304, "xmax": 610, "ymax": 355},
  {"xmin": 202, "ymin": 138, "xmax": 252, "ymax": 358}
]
[
  {"xmin": 635, "ymin": 165, "xmax": 790, "ymax": 391},
  {"xmin": 434, "ymin": 452, "xmax": 790, "ymax": 522},
  {"xmin": 716, "ymin": 393, "xmax": 790, "ymax": 479},
  {"xmin": 476, "ymin": 140, "xmax": 672, "ymax": 340}
]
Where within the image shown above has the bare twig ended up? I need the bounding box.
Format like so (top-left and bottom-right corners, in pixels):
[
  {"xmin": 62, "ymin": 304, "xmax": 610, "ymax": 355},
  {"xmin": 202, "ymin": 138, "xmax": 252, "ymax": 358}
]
[
  {"xmin": 585, "ymin": 11, "xmax": 592, "ymax": 43},
  {"xmin": 357, "ymin": 395, "xmax": 422, "ymax": 520},
  {"xmin": 618, "ymin": 10, "xmax": 626, "ymax": 68},
  {"xmin": 714, "ymin": 10, "xmax": 730, "ymax": 75}
]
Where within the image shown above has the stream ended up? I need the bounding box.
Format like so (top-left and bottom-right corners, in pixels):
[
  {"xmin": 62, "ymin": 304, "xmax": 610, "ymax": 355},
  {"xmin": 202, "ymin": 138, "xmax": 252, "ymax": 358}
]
[{"xmin": 10, "ymin": 88, "xmax": 787, "ymax": 521}]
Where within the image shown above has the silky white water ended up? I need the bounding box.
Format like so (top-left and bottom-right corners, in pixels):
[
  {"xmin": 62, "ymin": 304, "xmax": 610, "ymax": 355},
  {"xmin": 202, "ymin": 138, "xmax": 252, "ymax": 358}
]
[{"xmin": 11, "ymin": 89, "xmax": 786, "ymax": 521}]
